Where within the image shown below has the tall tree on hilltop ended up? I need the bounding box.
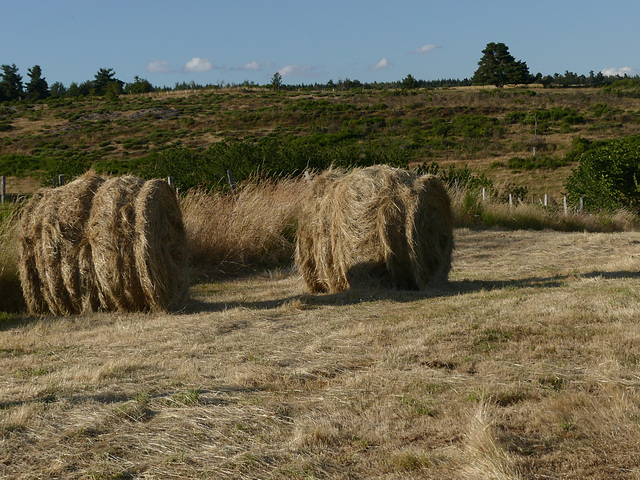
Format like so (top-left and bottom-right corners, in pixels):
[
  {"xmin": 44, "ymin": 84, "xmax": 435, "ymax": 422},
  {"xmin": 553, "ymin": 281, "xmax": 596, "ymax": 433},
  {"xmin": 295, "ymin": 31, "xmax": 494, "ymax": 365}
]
[
  {"xmin": 472, "ymin": 42, "xmax": 531, "ymax": 87},
  {"xmin": 270, "ymin": 72, "xmax": 283, "ymax": 90},
  {"xmin": 26, "ymin": 65, "xmax": 49, "ymax": 100},
  {"xmin": 125, "ymin": 76, "xmax": 155, "ymax": 94},
  {"xmin": 93, "ymin": 67, "xmax": 124, "ymax": 96},
  {"xmin": 0, "ymin": 64, "xmax": 24, "ymax": 101},
  {"xmin": 402, "ymin": 74, "xmax": 419, "ymax": 89}
]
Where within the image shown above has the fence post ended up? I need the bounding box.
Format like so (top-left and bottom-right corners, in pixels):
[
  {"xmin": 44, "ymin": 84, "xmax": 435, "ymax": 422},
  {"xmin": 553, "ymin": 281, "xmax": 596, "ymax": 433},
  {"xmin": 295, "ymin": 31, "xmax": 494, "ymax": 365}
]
[
  {"xmin": 482, "ymin": 187, "xmax": 486, "ymax": 202},
  {"xmin": 167, "ymin": 176, "xmax": 173, "ymax": 187},
  {"xmin": 563, "ymin": 195, "xmax": 568, "ymax": 215},
  {"xmin": 227, "ymin": 170, "xmax": 238, "ymax": 202},
  {"xmin": 579, "ymin": 197, "xmax": 584, "ymax": 213},
  {"xmin": 1, "ymin": 176, "xmax": 5, "ymax": 205},
  {"xmin": 509, "ymin": 194, "xmax": 513, "ymax": 206},
  {"xmin": 544, "ymin": 194, "xmax": 548, "ymax": 207},
  {"xmin": 58, "ymin": 174, "xmax": 66, "ymax": 187},
  {"xmin": 52, "ymin": 177, "xmax": 58, "ymax": 188}
]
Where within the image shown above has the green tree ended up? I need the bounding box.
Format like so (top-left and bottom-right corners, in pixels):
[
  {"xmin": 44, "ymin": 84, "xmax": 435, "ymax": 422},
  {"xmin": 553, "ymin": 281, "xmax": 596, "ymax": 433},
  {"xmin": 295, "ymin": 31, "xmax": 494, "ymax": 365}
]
[
  {"xmin": 0, "ymin": 64, "xmax": 23, "ymax": 101},
  {"xmin": 270, "ymin": 71, "xmax": 283, "ymax": 90},
  {"xmin": 93, "ymin": 67, "xmax": 123, "ymax": 95},
  {"xmin": 472, "ymin": 42, "xmax": 531, "ymax": 87},
  {"xmin": 25, "ymin": 65, "xmax": 49, "ymax": 100},
  {"xmin": 49, "ymin": 81, "xmax": 67, "ymax": 98},
  {"xmin": 565, "ymin": 136, "xmax": 640, "ymax": 211},
  {"xmin": 125, "ymin": 76, "xmax": 155, "ymax": 94},
  {"xmin": 401, "ymin": 74, "xmax": 419, "ymax": 89}
]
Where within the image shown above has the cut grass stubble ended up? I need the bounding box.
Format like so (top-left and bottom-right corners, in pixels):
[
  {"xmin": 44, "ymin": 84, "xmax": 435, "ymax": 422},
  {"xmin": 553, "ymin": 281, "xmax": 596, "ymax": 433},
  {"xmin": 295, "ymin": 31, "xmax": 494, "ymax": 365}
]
[{"xmin": 3, "ymin": 227, "xmax": 640, "ymax": 478}]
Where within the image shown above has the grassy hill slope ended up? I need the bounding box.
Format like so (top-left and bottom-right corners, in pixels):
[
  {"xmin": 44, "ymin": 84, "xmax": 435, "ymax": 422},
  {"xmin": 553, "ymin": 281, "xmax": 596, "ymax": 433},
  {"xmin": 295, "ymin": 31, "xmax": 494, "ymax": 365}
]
[{"xmin": 2, "ymin": 85, "xmax": 640, "ymax": 195}]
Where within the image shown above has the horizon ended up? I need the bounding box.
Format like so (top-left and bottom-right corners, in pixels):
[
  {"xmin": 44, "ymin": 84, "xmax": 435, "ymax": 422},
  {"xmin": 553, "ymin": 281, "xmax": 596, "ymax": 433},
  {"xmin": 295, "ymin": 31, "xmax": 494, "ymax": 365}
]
[{"xmin": 3, "ymin": 0, "xmax": 640, "ymax": 89}]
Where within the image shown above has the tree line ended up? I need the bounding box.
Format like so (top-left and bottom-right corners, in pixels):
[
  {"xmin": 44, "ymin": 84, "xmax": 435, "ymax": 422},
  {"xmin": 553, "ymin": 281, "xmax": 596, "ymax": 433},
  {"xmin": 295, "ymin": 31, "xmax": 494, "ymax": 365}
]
[
  {"xmin": 0, "ymin": 65, "xmax": 155, "ymax": 102},
  {"xmin": 2, "ymin": 43, "xmax": 640, "ymax": 102}
]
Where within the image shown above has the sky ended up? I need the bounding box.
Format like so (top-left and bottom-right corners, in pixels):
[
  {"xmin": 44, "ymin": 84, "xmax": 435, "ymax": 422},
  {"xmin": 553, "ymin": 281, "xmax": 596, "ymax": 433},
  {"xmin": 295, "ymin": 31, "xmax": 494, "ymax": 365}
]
[{"xmin": 3, "ymin": 0, "xmax": 640, "ymax": 88}]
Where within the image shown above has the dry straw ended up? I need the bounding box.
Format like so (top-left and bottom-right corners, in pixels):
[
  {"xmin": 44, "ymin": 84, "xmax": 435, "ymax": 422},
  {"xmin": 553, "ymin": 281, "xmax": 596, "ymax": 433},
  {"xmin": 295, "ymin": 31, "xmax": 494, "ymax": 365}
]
[
  {"xmin": 18, "ymin": 172, "xmax": 187, "ymax": 315},
  {"xmin": 295, "ymin": 165, "xmax": 453, "ymax": 293}
]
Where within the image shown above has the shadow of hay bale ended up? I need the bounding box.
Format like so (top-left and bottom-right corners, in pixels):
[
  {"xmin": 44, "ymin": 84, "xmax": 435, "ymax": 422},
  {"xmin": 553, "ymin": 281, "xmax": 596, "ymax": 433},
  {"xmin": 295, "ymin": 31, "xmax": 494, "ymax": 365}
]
[
  {"xmin": 18, "ymin": 172, "xmax": 187, "ymax": 315},
  {"xmin": 295, "ymin": 165, "xmax": 454, "ymax": 293}
]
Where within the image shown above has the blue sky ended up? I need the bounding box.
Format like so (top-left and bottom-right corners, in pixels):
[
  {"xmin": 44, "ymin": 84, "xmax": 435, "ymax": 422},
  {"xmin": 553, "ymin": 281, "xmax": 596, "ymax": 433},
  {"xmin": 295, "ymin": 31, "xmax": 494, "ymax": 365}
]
[{"xmin": 3, "ymin": 0, "xmax": 640, "ymax": 88}]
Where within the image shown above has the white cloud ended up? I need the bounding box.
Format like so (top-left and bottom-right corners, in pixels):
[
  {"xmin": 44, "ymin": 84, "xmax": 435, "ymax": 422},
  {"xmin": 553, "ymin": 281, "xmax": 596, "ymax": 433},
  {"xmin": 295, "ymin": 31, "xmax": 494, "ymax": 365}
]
[
  {"xmin": 369, "ymin": 58, "xmax": 390, "ymax": 71},
  {"xmin": 145, "ymin": 60, "xmax": 173, "ymax": 74},
  {"xmin": 412, "ymin": 44, "xmax": 437, "ymax": 54},
  {"xmin": 278, "ymin": 62, "xmax": 315, "ymax": 77},
  {"xmin": 601, "ymin": 66, "xmax": 639, "ymax": 77},
  {"xmin": 240, "ymin": 61, "xmax": 260, "ymax": 71},
  {"xmin": 183, "ymin": 57, "xmax": 214, "ymax": 73}
]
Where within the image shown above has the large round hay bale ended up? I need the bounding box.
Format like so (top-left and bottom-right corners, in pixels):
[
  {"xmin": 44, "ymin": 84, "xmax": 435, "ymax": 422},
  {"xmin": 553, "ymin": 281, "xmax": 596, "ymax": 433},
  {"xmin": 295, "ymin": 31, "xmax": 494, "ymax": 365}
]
[
  {"xmin": 17, "ymin": 173, "xmax": 188, "ymax": 315},
  {"xmin": 295, "ymin": 165, "xmax": 453, "ymax": 293},
  {"xmin": 18, "ymin": 172, "xmax": 105, "ymax": 315},
  {"xmin": 86, "ymin": 176, "xmax": 147, "ymax": 312},
  {"xmin": 18, "ymin": 191, "xmax": 49, "ymax": 315},
  {"xmin": 132, "ymin": 179, "xmax": 188, "ymax": 312}
]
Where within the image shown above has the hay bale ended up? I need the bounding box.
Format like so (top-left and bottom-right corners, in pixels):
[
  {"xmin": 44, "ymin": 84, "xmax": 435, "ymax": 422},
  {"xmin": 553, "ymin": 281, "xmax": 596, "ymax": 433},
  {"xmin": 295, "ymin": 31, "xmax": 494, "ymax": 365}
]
[
  {"xmin": 18, "ymin": 172, "xmax": 105, "ymax": 315},
  {"xmin": 132, "ymin": 179, "xmax": 188, "ymax": 312},
  {"xmin": 18, "ymin": 173, "xmax": 188, "ymax": 315},
  {"xmin": 86, "ymin": 176, "xmax": 147, "ymax": 311},
  {"xmin": 17, "ymin": 191, "xmax": 48, "ymax": 315},
  {"xmin": 295, "ymin": 165, "xmax": 453, "ymax": 293}
]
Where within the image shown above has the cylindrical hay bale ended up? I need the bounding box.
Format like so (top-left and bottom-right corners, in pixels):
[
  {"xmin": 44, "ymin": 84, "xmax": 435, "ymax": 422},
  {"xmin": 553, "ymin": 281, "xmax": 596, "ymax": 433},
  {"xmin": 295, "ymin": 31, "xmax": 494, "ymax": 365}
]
[
  {"xmin": 18, "ymin": 172, "xmax": 105, "ymax": 315},
  {"xmin": 86, "ymin": 176, "xmax": 147, "ymax": 311},
  {"xmin": 18, "ymin": 191, "xmax": 48, "ymax": 315},
  {"xmin": 133, "ymin": 179, "xmax": 188, "ymax": 312},
  {"xmin": 295, "ymin": 165, "xmax": 453, "ymax": 293},
  {"xmin": 18, "ymin": 173, "xmax": 188, "ymax": 315}
]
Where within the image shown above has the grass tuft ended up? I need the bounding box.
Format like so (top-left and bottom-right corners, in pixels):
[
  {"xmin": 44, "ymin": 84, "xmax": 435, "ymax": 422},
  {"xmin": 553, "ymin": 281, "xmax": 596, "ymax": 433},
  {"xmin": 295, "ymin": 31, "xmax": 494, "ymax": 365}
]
[{"xmin": 180, "ymin": 175, "xmax": 306, "ymax": 277}]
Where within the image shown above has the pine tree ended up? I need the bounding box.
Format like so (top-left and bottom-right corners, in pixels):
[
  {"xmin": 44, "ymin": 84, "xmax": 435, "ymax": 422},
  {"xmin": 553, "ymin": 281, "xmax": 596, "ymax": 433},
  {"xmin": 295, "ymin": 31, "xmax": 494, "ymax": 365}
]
[
  {"xmin": 93, "ymin": 68, "xmax": 123, "ymax": 96},
  {"xmin": 0, "ymin": 64, "xmax": 24, "ymax": 101},
  {"xmin": 270, "ymin": 72, "xmax": 283, "ymax": 90},
  {"xmin": 26, "ymin": 65, "xmax": 49, "ymax": 100},
  {"xmin": 472, "ymin": 43, "xmax": 531, "ymax": 87}
]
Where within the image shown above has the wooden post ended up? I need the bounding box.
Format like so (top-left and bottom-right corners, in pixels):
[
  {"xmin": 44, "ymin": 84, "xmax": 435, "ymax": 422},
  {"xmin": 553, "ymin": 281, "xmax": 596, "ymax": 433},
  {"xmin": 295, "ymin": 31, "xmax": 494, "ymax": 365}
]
[
  {"xmin": 227, "ymin": 170, "xmax": 238, "ymax": 202},
  {"xmin": 58, "ymin": 174, "xmax": 66, "ymax": 187},
  {"xmin": 544, "ymin": 194, "xmax": 548, "ymax": 207},
  {"xmin": 580, "ymin": 197, "xmax": 584, "ymax": 212},
  {"xmin": 563, "ymin": 195, "xmax": 568, "ymax": 215},
  {"xmin": 1, "ymin": 176, "xmax": 5, "ymax": 205},
  {"xmin": 509, "ymin": 194, "xmax": 513, "ymax": 206},
  {"xmin": 482, "ymin": 187, "xmax": 486, "ymax": 202},
  {"xmin": 167, "ymin": 176, "xmax": 173, "ymax": 187}
]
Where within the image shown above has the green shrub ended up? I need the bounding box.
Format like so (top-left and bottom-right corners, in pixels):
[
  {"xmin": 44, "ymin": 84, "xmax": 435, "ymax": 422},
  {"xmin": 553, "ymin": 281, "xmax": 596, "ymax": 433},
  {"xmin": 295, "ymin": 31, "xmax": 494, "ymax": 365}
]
[
  {"xmin": 141, "ymin": 137, "xmax": 409, "ymax": 191},
  {"xmin": 565, "ymin": 135, "xmax": 640, "ymax": 211},
  {"xmin": 416, "ymin": 162, "xmax": 493, "ymax": 191},
  {"xmin": 452, "ymin": 115, "xmax": 503, "ymax": 138}
]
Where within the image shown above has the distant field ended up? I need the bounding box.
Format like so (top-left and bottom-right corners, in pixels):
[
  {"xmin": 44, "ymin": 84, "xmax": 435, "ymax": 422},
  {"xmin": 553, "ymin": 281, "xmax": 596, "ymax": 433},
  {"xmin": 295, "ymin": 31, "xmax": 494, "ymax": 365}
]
[{"xmin": 3, "ymin": 228, "xmax": 640, "ymax": 479}]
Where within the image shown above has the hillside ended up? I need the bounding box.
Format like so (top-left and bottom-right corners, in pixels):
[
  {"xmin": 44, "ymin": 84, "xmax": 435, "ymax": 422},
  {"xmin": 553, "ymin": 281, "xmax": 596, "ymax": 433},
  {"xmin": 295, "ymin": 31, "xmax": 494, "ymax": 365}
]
[{"xmin": 2, "ymin": 86, "xmax": 640, "ymax": 196}]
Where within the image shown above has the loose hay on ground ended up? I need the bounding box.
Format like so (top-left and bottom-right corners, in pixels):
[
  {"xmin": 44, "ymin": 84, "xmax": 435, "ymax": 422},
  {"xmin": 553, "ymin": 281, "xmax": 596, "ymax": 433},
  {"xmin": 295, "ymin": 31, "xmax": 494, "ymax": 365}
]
[
  {"xmin": 295, "ymin": 165, "xmax": 454, "ymax": 293},
  {"xmin": 18, "ymin": 172, "xmax": 187, "ymax": 315}
]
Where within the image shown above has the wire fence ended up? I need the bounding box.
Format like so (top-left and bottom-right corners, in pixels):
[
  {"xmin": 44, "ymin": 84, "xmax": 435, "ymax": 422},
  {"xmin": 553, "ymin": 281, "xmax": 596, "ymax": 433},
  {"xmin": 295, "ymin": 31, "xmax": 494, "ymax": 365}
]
[{"xmin": 1, "ymin": 174, "xmax": 586, "ymax": 215}]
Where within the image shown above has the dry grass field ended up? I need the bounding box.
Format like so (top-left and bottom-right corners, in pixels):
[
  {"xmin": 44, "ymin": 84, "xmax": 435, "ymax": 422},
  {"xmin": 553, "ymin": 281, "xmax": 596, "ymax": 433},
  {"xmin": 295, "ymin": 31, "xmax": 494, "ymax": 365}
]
[{"xmin": 3, "ymin": 227, "xmax": 640, "ymax": 479}]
